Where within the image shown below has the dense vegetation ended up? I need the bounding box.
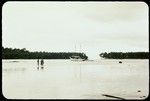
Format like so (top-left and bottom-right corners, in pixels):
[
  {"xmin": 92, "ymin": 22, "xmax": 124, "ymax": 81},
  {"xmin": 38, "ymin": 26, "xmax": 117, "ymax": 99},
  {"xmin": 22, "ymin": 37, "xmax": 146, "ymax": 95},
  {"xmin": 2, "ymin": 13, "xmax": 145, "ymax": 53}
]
[
  {"xmin": 2, "ymin": 47, "xmax": 88, "ymax": 59},
  {"xmin": 99, "ymin": 52, "xmax": 149, "ymax": 59}
]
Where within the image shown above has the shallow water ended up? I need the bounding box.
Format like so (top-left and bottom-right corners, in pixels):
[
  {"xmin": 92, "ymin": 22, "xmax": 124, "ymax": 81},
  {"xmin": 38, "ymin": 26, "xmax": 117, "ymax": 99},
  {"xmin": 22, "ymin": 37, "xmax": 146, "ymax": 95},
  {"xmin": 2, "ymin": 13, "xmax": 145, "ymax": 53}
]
[{"xmin": 2, "ymin": 59, "xmax": 149, "ymax": 99}]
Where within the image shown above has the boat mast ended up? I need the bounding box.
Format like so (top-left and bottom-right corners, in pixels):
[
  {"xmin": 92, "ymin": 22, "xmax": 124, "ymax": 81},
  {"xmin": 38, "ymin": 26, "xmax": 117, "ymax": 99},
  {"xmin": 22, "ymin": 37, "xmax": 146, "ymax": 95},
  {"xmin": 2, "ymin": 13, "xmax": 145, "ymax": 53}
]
[
  {"xmin": 80, "ymin": 44, "xmax": 81, "ymax": 53},
  {"xmin": 75, "ymin": 45, "xmax": 76, "ymax": 53}
]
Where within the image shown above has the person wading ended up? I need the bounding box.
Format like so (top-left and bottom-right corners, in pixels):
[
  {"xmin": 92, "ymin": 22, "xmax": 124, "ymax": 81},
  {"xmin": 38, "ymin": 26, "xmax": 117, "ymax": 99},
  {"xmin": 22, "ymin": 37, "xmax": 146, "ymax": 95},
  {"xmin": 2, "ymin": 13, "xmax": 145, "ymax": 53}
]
[
  {"xmin": 41, "ymin": 59, "xmax": 44, "ymax": 69},
  {"xmin": 41, "ymin": 59, "xmax": 44, "ymax": 66},
  {"xmin": 37, "ymin": 59, "xmax": 39, "ymax": 66}
]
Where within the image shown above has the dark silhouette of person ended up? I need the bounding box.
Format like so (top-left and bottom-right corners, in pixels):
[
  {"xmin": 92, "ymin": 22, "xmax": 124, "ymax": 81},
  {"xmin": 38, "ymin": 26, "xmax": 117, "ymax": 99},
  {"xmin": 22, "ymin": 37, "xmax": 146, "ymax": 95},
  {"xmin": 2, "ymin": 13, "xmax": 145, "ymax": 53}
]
[
  {"xmin": 37, "ymin": 59, "xmax": 40, "ymax": 70},
  {"xmin": 37, "ymin": 59, "xmax": 40, "ymax": 66},
  {"xmin": 40, "ymin": 59, "xmax": 44, "ymax": 70},
  {"xmin": 41, "ymin": 59, "xmax": 44, "ymax": 66}
]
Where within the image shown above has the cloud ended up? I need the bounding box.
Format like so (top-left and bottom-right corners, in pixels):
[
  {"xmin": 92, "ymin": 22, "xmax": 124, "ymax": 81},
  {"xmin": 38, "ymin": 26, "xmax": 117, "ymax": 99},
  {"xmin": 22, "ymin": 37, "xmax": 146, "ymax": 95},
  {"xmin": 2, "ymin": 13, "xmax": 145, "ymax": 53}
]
[{"xmin": 80, "ymin": 2, "xmax": 148, "ymax": 23}]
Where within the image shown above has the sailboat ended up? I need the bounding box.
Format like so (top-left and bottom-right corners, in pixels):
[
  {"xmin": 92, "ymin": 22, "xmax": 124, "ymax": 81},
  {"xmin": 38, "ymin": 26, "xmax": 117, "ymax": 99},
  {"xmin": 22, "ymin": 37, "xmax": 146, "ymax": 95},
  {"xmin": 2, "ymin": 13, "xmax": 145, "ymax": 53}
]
[
  {"xmin": 70, "ymin": 55, "xmax": 86, "ymax": 61},
  {"xmin": 70, "ymin": 44, "xmax": 86, "ymax": 61}
]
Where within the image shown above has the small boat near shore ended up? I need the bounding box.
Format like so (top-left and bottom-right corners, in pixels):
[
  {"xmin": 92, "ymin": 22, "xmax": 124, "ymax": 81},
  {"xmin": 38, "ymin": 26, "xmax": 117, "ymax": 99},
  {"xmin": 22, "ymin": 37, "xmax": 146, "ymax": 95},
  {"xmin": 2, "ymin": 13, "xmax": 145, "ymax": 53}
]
[
  {"xmin": 70, "ymin": 55, "xmax": 86, "ymax": 61},
  {"xmin": 70, "ymin": 44, "xmax": 88, "ymax": 61}
]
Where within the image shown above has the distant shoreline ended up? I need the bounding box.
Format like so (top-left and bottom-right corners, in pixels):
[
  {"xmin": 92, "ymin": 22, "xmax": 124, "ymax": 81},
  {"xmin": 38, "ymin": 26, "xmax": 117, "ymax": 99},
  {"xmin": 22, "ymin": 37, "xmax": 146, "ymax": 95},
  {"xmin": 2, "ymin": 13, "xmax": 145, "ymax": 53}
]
[
  {"xmin": 2, "ymin": 58, "xmax": 149, "ymax": 60},
  {"xmin": 2, "ymin": 47, "xmax": 148, "ymax": 59},
  {"xmin": 2, "ymin": 47, "xmax": 88, "ymax": 59},
  {"xmin": 99, "ymin": 52, "xmax": 149, "ymax": 59}
]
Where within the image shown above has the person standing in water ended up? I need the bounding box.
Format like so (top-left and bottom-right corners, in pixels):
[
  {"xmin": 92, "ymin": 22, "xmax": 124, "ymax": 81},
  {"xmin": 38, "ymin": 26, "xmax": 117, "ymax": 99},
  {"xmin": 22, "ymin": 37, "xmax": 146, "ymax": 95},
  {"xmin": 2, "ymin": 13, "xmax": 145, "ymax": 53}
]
[
  {"xmin": 41, "ymin": 59, "xmax": 44, "ymax": 69},
  {"xmin": 41, "ymin": 59, "xmax": 44, "ymax": 66},
  {"xmin": 37, "ymin": 59, "xmax": 39, "ymax": 66},
  {"xmin": 37, "ymin": 59, "xmax": 40, "ymax": 70}
]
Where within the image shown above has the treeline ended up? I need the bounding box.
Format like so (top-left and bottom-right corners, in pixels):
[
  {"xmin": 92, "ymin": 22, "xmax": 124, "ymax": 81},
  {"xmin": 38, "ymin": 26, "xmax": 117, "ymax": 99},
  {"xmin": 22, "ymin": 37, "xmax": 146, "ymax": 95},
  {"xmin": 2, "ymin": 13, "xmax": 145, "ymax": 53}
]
[
  {"xmin": 99, "ymin": 52, "xmax": 149, "ymax": 59},
  {"xmin": 2, "ymin": 47, "xmax": 88, "ymax": 59}
]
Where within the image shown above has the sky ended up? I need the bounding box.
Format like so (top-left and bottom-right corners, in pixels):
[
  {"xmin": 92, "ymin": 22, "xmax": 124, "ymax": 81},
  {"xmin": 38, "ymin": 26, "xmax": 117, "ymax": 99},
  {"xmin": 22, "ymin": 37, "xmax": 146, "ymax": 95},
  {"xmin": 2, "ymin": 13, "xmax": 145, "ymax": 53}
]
[{"xmin": 2, "ymin": 1, "xmax": 149, "ymax": 59}]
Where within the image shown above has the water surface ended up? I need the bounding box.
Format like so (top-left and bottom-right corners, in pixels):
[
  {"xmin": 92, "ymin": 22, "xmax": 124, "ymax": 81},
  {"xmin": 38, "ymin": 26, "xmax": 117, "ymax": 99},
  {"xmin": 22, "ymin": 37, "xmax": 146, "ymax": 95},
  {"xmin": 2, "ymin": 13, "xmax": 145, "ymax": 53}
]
[{"xmin": 2, "ymin": 59, "xmax": 149, "ymax": 99}]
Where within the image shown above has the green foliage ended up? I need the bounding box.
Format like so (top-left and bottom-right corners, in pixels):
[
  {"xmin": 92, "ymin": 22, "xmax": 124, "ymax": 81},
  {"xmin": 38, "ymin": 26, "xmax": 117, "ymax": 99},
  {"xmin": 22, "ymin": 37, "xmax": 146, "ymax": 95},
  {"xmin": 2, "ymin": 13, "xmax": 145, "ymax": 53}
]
[
  {"xmin": 99, "ymin": 52, "xmax": 149, "ymax": 59},
  {"xmin": 2, "ymin": 47, "xmax": 88, "ymax": 59}
]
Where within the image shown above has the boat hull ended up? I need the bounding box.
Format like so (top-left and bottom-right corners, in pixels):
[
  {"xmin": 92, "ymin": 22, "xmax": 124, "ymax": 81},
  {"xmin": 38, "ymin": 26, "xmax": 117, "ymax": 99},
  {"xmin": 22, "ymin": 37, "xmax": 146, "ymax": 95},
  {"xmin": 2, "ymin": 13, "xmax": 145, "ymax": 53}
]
[
  {"xmin": 70, "ymin": 58, "xmax": 85, "ymax": 61},
  {"xmin": 69, "ymin": 55, "xmax": 87, "ymax": 61}
]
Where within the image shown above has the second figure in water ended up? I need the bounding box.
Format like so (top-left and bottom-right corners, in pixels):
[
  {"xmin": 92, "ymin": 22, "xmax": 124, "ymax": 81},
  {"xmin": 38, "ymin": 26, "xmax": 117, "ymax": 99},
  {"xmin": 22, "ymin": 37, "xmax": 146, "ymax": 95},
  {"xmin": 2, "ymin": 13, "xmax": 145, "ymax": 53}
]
[
  {"xmin": 41, "ymin": 59, "xmax": 44, "ymax": 66},
  {"xmin": 37, "ymin": 59, "xmax": 44, "ymax": 70}
]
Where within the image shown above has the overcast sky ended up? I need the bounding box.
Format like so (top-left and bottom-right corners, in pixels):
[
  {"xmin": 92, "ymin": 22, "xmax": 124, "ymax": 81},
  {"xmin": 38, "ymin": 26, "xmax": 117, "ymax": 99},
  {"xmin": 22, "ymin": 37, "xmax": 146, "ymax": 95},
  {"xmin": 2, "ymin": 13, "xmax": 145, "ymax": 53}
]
[{"xmin": 2, "ymin": 1, "xmax": 148, "ymax": 59}]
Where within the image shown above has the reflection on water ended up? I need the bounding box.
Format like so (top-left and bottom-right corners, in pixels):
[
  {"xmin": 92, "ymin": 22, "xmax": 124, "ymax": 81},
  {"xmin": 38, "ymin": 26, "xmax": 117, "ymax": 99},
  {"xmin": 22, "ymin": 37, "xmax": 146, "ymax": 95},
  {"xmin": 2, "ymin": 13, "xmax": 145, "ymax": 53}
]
[
  {"xmin": 2, "ymin": 59, "xmax": 149, "ymax": 99},
  {"xmin": 10, "ymin": 61, "xmax": 19, "ymax": 63},
  {"xmin": 73, "ymin": 63, "xmax": 82, "ymax": 82},
  {"xmin": 41, "ymin": 66, "xmax": 44, "ymax": 70},
  {"xmin": 3, "ymin": 68, "xmax": 26, "ymax": 72},
  {"xmin": 37, "ymin": 66, "xmax": 44, "ymax": 70}
]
